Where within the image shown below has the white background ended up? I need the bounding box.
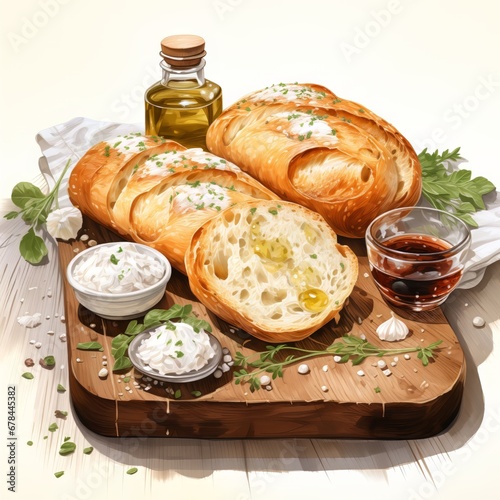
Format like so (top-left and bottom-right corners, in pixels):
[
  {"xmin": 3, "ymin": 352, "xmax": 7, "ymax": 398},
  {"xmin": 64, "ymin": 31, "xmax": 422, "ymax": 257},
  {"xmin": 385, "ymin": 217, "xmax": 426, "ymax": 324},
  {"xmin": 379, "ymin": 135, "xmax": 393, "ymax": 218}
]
[
  {"xmin": 1, "ymin": 0, "xmax": 500, "ymax": 198},
  {"xmin": 1, "ymin": 2, "xmax": 500, "ymax": 500}
]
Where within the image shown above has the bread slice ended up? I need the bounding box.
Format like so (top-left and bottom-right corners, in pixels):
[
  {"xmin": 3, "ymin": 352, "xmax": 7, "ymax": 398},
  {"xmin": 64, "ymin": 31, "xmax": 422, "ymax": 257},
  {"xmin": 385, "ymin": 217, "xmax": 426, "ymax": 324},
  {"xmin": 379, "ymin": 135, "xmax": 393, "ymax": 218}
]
[{"xmin": 186, "ymin": 200, "xmax": 358, "ymax": 342}]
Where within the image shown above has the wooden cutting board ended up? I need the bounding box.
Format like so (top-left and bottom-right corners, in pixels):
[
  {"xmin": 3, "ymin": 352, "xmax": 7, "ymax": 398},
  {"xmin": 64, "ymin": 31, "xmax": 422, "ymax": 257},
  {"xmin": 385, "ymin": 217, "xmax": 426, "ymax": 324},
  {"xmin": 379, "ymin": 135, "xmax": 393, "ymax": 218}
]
[{"xmin": 58, "ymin": 217, "xmax": 465, "ymax": 439}]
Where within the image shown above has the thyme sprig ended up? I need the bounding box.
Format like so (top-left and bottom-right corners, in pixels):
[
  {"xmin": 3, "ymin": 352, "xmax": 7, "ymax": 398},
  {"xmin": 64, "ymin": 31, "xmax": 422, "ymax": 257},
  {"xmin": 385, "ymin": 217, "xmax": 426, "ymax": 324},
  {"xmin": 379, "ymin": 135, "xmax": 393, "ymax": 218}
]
[{"xmin": 234, "ymin": 336, "xmax": 443, "ymax": 391}]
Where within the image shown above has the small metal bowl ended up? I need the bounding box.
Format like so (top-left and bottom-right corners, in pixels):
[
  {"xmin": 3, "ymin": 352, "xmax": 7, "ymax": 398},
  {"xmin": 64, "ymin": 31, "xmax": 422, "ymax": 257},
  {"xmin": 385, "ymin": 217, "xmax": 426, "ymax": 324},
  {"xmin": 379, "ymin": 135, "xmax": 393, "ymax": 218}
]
[
  {"xmin": 128, "ymin": 329, "xmax": 223, "ymax": 383},
  {"xmin": 66, "ymin": 242, "xmax": 172, "ymax": 320}
]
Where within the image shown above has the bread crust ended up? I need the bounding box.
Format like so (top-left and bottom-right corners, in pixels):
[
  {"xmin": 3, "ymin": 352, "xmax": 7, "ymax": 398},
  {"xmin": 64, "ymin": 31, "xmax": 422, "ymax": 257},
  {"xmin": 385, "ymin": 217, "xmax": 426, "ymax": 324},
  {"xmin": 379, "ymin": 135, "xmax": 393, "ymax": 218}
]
[{"xmin": 206, "ymin": 83, "xmax": 421, "ymax": 238}]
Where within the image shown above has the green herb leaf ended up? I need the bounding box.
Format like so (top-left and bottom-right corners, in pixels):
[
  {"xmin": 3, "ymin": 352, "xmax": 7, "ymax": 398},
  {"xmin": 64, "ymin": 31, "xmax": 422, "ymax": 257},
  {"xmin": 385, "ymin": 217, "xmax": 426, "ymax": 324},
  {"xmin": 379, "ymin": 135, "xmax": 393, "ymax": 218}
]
[
  {"xmin": 191, "ymin": 391, "xmax": 202, "ymax": 397},
  {"xmin": 54, "ymin": 471, "xmax": 64, "ymax": 478},
  {"xmin": 59, "ymin": 441, "xmax": 76, "ymax": 456},
  {"xmin": 374, "ymin": 386, "xmax": 381, "ymax": 393},
  {"xmin": 181, "ymin": 315, "xmax": 212, "ymax": 333},
  {"xmin": 174, "ymin": 389, "xmax": 182, "ymax": 399},
  {"xmin": 11, "ymin": 182, "xmax": 45, "ymax": 209},
  {"xmin": 27, "ymin": 440, "xmax": 33, "ymax": 446},
  {"xmin": 22, "ymin": 372, "xmax": 34, "ymax": 380},
  {"xmin": 48, "ymin": 423, "xmax": 58, "ymax": 433},
  {"xmin": 20, "ymin": 228, "xmax": 48, "ymax": 264},
  {"xmin": 77, "ymin": 342, "xmax": 103, "ymax": 351},
  {"xmin": 83, "ymin": 446, "xmax": 94, "ymax": 455},
  {"xmin": 57, "ymin": 384, "xmax": 66, "ymax": 393},
  {"xmin": 419, "ymin": 148, "xmax": 496, "ymax": 226},
  {"xmin": 112, "ymin": 356, "xmax": 133, "ymax": 373},
  {"xmin": 127, "ymin": 467, "xmax": 138, "ymax": 475}
]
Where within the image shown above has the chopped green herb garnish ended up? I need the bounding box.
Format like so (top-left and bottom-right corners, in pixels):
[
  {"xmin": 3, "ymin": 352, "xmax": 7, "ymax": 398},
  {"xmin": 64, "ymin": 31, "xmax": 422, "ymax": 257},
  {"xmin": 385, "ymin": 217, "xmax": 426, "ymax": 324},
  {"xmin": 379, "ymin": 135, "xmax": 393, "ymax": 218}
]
[
  {"xmin": 48, "ymin": 423, "xmax": 58, "ymax": 433},
  {"xmin": 110, "ymin": 254, "xmax": 119, "ymax": 265},
  {"xmin": 310, "ymin": 254, "xmax": 317, "ymax": 259},
  {"xmin": 54, "ymin": 471, "xmax": 64, "ymax": 478},
  {"xmin": 59, "ymin": 441, "xmax": 76, "ymax": 456},
  {"xmin": 83, "ymin": 447, "xmax": 94, "ymax": 455},
  {"xmin": 22, "ymin": 372, "xmax": 34, "ymax": 380},
  {"xmin": 127, "ymin": 467, "xmax": 138, "ymax": 475}
]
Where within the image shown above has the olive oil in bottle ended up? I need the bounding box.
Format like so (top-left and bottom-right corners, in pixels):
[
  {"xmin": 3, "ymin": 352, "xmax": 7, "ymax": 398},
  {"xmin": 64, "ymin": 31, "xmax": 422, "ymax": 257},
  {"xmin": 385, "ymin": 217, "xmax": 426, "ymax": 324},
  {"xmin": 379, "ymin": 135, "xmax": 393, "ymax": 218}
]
[{"xmin": 145, "ymin": 34, "xmax": 223, "ymax": 150}]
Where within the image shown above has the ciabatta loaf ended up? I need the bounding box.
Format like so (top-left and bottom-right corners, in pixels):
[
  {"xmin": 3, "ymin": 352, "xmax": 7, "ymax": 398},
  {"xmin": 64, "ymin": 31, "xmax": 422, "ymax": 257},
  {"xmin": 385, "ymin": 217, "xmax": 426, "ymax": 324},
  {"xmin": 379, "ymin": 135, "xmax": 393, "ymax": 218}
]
[
  {"xmin": 68, "ymin": 134, "xmax": 278, "ymax": 272},
  {"xmin": 186, "ymin": 200, "xmax": 358, "ymax": 342},
  {"xmin": 206, "ymin": 83, "xmax": 421, "ymax": 238}
]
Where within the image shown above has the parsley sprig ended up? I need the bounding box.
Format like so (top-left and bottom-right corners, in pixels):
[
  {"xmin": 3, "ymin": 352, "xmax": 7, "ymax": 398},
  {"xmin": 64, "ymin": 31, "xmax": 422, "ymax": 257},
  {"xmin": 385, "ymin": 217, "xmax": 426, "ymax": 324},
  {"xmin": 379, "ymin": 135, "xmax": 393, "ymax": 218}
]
[
  {"xmin": 234, "ymin": 336, "xmax": 443, "ymax": 391},
  {"xmin": 419, "ymin": 148, "xmax": 496, "ymax": 227},
  {"xmin": 111, "ymin": 304, "xmax": 212, "ymax": 372},
  {"xmin": 4, "ymin": 159, "xmax": 72, "ymax": 264}
]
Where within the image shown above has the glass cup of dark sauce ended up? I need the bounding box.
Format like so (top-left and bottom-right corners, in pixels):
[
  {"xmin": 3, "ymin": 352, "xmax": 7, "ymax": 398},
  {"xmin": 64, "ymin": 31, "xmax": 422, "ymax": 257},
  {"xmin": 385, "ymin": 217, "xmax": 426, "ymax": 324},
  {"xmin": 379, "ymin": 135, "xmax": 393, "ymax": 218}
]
[{"xmin": 365, "ymin": 207, "xmax": 471, "ymax": 311}]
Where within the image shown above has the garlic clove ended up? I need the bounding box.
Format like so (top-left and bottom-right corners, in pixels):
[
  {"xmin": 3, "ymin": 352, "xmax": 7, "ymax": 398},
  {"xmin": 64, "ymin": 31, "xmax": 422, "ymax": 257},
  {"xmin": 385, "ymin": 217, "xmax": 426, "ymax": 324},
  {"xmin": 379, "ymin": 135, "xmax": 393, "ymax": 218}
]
[
  {"xmin": 46, "ymin": 207, "xmax": 83, "ymax": 241},
  {"xmin": 376, "ymin": 313, "xmax": 409, "ymax": 341}
]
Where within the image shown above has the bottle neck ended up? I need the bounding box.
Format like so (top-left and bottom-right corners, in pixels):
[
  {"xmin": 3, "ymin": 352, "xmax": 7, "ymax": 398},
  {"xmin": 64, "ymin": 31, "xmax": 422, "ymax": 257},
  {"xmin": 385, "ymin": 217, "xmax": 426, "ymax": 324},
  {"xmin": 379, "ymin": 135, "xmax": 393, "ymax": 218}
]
[{"xmin": 160, "ymin": 59, "xmax": 206, "ymax": 87}]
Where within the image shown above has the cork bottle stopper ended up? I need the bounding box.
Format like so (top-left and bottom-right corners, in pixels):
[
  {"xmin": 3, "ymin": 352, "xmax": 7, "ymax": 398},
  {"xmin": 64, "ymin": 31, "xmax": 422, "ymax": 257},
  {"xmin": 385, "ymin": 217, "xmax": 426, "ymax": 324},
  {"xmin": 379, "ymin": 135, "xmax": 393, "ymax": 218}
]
[{"xmin": 161, "ymin": 34, "xmax": 207, "ymax": 68}]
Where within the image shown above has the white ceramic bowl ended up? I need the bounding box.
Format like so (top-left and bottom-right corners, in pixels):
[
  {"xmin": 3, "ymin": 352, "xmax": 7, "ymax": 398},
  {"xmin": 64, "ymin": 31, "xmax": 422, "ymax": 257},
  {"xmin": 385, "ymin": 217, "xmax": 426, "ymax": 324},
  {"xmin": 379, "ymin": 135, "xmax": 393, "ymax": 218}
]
[{"xmin": 66, "ymin": 242, "xmax": 172, "ymax": 320}]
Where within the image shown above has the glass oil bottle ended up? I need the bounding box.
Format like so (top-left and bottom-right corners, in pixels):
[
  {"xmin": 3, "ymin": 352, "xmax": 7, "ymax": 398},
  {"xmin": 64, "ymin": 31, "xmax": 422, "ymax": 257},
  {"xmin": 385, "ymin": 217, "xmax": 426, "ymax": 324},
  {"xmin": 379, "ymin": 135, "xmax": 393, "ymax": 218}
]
[{"xmin": 145, "ymin": 34, "xmax": 223, "ymax": 150}]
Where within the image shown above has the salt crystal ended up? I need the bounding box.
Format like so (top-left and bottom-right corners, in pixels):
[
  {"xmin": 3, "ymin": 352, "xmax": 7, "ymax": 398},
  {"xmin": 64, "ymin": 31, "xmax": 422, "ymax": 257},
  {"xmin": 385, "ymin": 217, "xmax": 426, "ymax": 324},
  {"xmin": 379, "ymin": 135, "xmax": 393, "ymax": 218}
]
[
  {"xmin": 321, "ymin": 385, "xmax": 328, "ymax": 392},
  {"xmin": 222, "ymin": 347, "xmax": 230, "ymax": 354},
  {"xmin": 357, "ymin": 370, "xmax": 365, "ymax": 377},
  {"xmin": 76, "ymin": 357, "xmax": 82, "ymax": 362},
  {"xmin": 98, "ymin": 368, "xmax": 108, "ymax": 378},
  {"xmin": 260, "ymin": 375, "xmax": 271, "ymax": 386},
  {"xmin": 322, "ymin": 365, "xmax": 328, "ymax": 372},
  {"xmin": 404, "ymin": 354, "xmax": 411, "ymax": 360},
  {"xmin": 220, "ymin": 363, "xmax": 230, "ymax": 373},
  {"xmin": 472, "ymin": 316, "xmax": 485, "ymax": 328},
  {"xmin": 213, "ymin": 369, "xmax": 223, "ymax": 379},
  {"xmin": 382, "ymin": 369, "xmax": 392, "ymax": 377},
  {"xmin": 360, "ymin": 333, "xmax": 366, "ymax": 340},
  {"xmin": 87, "ymin": 239, "xmax": 97, "ymax": 247},
  {"xmin": 17, "ymin": 313, "xmax": 42, "ymax": 328},
  {"xmin": 80, "ymin": 234, "xmax": 89, "ymax": 242},
  {"xmin": 377, "ymin": 360, "xmax": 387, "ymax": 369},
  {"xmin": 363, "ymin": 272, "xmax": 369, "ymax": 278},
  {"xmin": 35, "ymin": 342, "xmax": 42, "ymax": 349},
  {"xmin": 297, "ymin": 364, "xmax": 310, "ymax": 374},
  {"xmin": 29, "ymin": 340, "xmax": 36, "ymax": 345},
  {"xmin": 333, "ymin": 355, "xmax": 342, "ymax": 363},
  {"xmin": 223, "ymin": 354, "xmax": 232, "ymax": 363}
]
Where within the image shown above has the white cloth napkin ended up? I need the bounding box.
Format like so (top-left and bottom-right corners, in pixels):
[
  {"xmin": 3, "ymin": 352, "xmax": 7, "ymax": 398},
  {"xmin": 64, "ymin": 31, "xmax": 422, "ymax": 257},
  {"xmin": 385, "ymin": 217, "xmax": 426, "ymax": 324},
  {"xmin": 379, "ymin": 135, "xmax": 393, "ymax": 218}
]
[{"xmin": 36, "ymin": 117, "xmax": 500, "ymax": 289}]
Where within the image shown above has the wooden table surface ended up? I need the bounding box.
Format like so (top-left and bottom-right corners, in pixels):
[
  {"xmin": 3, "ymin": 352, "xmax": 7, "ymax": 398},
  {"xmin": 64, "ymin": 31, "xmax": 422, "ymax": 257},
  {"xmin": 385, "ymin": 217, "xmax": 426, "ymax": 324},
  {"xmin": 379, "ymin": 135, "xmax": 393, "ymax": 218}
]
[{"xmin": 1, "ymin": 187, "xmax": 499, "ymax": 500}]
